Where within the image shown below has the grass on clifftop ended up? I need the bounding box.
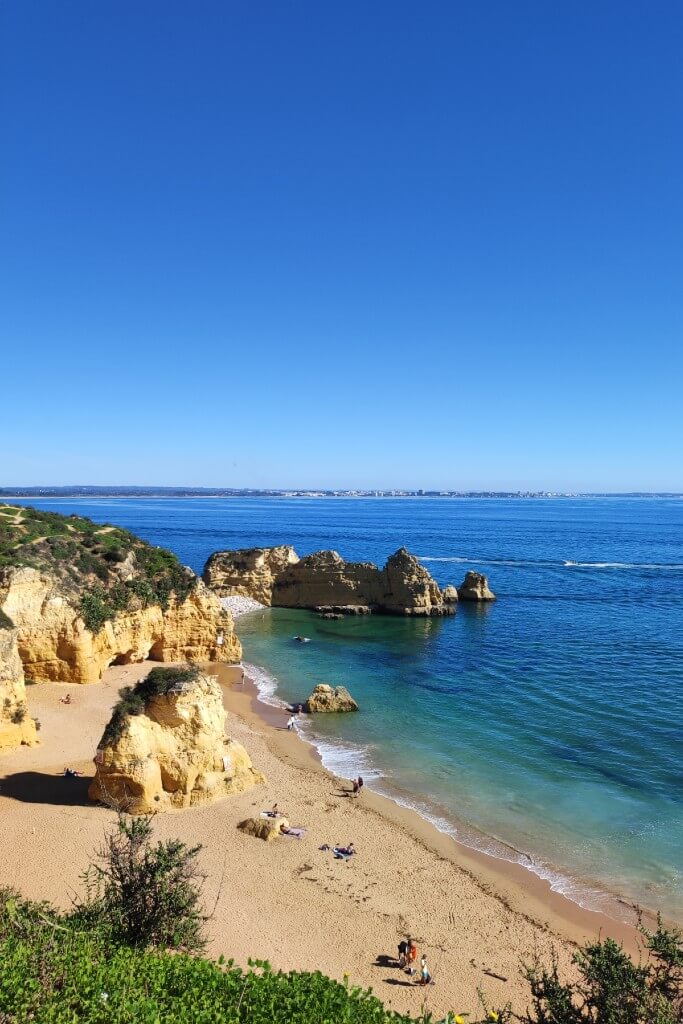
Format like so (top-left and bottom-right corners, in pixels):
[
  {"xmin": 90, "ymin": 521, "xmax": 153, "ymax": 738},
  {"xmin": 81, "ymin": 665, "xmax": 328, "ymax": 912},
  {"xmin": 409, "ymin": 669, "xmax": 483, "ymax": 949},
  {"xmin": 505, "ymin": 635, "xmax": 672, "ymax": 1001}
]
[
  {"xmin": 102, "ymin": 665, "xmax": 202, "ymax": 744},
  {"xmin": 0, "ymin": 503, "xmax": 196, "ymax": 633}
]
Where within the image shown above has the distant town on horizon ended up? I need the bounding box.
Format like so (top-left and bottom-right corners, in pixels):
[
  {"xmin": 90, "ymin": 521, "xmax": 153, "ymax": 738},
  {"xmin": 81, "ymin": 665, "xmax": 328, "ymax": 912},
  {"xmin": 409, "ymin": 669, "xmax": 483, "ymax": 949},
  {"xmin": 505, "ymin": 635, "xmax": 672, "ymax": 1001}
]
[{"xmin": 0, "ymin": 486, "xmax": 680, "ymax": 500}]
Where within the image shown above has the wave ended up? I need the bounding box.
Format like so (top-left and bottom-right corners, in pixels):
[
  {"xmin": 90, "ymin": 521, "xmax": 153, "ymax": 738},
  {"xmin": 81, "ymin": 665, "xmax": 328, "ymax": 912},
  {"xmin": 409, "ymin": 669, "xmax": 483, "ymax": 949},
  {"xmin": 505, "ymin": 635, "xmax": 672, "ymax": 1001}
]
[
  {"xmin": 243, "ymin": 659, "xmax": 632, "ymax": 922},
  {"xmin": 242, "ymin": 661, "xmax": 289, "ymax": 711}
]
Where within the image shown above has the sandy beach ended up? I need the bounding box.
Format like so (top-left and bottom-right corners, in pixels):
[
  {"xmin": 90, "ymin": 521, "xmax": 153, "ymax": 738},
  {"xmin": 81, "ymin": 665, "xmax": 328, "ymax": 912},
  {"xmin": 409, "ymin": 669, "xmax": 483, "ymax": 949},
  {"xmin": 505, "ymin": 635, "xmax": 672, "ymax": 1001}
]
[{"xmin": 0, "ymin": 662, "xmax": 646, "ymax": 1020}]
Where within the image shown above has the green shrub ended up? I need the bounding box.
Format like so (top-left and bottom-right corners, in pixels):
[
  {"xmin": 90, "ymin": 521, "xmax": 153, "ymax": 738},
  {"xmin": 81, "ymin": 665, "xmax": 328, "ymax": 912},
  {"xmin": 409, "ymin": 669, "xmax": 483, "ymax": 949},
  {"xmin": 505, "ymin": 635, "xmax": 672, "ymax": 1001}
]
[
  {"xmin": 10, "ymin": 705, "xmax": 26, "ymax": 724},
  {"xmin": 1, "ymin": 503, "xmax": 197, "ymax": 632},
  {"xmin": 73, "ymin": 816, "xmax": 207, "ymax": 954},
  {"xmin": 522, "ymin": 917, "xmax": 683, "ymax": 1023},
  {"xmin": 101, "ymin": 665, "xmax": 201, "ymax": 744}
]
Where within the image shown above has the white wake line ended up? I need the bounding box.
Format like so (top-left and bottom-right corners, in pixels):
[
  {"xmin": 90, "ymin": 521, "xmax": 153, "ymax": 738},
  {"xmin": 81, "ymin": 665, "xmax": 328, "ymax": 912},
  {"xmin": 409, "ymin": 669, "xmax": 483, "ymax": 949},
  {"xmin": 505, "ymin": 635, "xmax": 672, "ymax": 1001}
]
[{"xmin": 419, "ymin": 556, "xmax": 683, "ymax": 570}]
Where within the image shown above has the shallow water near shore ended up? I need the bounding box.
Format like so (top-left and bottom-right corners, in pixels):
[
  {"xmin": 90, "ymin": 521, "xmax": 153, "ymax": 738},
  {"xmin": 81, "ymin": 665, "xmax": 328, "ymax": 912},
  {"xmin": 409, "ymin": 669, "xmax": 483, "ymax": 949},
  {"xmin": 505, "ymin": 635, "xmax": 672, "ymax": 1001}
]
[{"xmin": 8, "ymin": 495, "xmax": 683, "ymax": 920}]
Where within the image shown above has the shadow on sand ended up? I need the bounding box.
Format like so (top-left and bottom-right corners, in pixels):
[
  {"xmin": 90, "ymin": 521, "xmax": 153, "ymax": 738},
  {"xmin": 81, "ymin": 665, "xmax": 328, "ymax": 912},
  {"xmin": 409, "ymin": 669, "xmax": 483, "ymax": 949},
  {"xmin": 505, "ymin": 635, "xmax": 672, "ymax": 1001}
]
[{"xmin": 0, "ymin": 771, "xmax": 93, "ymax": 807}]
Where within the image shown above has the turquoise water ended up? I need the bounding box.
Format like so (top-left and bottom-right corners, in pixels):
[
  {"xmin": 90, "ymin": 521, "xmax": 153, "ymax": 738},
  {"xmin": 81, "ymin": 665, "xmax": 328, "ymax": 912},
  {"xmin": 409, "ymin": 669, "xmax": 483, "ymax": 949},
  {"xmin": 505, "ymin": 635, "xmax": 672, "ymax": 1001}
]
[{"xmin": 7, "ymin": 496, "xmax": 683, "ymax": 918}]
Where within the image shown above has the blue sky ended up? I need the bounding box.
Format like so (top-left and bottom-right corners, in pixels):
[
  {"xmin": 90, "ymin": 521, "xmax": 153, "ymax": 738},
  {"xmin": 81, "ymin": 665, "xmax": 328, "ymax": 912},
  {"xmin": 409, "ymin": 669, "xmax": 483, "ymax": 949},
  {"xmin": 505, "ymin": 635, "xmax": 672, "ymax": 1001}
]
[{"xmin": 2, "ymin": 2, "xmax": 681, "ymax": 490}]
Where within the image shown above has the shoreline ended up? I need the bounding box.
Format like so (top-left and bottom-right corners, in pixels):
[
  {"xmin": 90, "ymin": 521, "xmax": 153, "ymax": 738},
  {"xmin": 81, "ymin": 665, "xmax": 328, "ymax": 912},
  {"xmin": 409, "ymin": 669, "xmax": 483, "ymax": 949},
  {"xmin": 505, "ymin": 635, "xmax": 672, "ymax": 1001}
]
[
  {"xmin": 0, "ymin": 660, "xmax": 654, "ymax": 1017},
  {"xmin": 235, "ymin": 656, "xmax": 668, "ymax": 940},
  {"xmin": 218, "ymin": 665, "xmax": 647, "ymax": 958}
]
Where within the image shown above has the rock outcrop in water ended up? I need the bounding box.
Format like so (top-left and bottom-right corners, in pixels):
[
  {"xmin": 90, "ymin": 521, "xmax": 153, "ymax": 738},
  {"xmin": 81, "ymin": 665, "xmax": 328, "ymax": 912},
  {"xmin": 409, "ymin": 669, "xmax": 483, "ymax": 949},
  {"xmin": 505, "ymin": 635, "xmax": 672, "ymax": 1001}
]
[
  {"xmin": 203, "ymin": 545, "xmax": 299, "ymax": 605},
  {"xmin": 0, "ymin": 614, "xmax": 38, "ymax": 752},
  {"xmin": 204, "ymin": 545, "xmax": 455, "ymax": 617},
  {"xmin": 0, "ymin": 504, "xmax": 241, "ymax": 683},
  {"xmin": 457, "ymin": 571, "xmax": 496, "ymax": 601},
  {"xmin": 305, "ymin": 683, "xmax": 359, "ymax": 712},
  {"xmin": 89, "ymin": 666, "xmax": 264, "ymax": 813}
]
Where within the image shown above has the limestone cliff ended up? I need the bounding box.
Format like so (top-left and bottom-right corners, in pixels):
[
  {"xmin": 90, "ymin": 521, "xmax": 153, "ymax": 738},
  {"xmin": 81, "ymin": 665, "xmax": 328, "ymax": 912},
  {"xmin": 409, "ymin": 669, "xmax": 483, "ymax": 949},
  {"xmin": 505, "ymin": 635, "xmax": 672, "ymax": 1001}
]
[
  {"xmin": 457, "ymin": 571, "xmax": 496, "ymax": 601},
  {"xmin": 203, "ymin": 546, "xmax": 299, "ymax": 605},
  {"xmin": 89, "ymin": 666, "xmax": 264, "ymax": 813},
  {"xmin": 0, "ymin": 504, "xmax": 241, "ymax": 683},
  {"xmin": 204, "ymin": 544, "xmax": 456, "ymax": 617},
  {"xmin": 0, "ymin": 616, "xmax": 38, "ymax": 752}
]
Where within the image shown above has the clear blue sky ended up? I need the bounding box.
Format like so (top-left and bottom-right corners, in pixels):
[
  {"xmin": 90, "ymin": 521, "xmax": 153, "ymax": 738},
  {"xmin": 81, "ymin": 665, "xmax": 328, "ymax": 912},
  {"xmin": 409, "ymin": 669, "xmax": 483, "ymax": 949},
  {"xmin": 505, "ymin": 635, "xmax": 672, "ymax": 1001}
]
[{"xmin": 2, "ymin": 2, "xmax": 681, "ymax": 491}]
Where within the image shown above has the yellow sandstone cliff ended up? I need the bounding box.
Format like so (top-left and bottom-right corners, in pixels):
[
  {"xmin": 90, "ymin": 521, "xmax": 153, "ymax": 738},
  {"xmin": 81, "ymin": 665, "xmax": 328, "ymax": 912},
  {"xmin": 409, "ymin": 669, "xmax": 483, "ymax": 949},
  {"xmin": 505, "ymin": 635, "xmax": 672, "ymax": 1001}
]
[
  {"xmin": 0, "ymin": 617, "xmax": 38, "ymax": 752},
  {"xmin": 89, "ymin": 667, "xmax": 264, "ymax": 813},
  {"xmin": 0, "ymin": 567, "xmax": 240, "ymax": 684}
]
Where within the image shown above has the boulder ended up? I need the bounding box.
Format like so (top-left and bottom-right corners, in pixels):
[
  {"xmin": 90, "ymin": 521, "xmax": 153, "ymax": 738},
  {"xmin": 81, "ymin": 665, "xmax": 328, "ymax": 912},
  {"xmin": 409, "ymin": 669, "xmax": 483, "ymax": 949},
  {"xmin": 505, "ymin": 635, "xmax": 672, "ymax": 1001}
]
[
  {"xmin": 238, "ymin": 816, "xmax": 289, "ymax": 842},
  {"xmin": 305, "ymin": 684, "xmax": 359, "ymax": 713},
  {"xmin": 457, "ymin": 571, "xmax": 496, "ymax": 601},
  {"xmin": 442, "ymin": 585, "xmax": 459, "ymax": 603},
  {"xmin": 89, "ymin": 667, "xmax": 265, "ymax": 813},
  {"xmin": 0, "ymin": 618, "xmax": 38, "ymax": 753},
  {"xmin": 203, "ymin": 546, "xmax": 299, "ymax": 605}
]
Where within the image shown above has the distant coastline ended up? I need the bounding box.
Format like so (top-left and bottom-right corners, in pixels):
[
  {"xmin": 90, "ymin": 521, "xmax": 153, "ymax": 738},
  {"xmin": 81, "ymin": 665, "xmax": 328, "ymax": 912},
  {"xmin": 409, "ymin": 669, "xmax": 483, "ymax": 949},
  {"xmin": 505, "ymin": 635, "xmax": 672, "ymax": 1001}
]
[{"xmin": 0, "ymin": 487, "xmax": 681, "ymax": 500}]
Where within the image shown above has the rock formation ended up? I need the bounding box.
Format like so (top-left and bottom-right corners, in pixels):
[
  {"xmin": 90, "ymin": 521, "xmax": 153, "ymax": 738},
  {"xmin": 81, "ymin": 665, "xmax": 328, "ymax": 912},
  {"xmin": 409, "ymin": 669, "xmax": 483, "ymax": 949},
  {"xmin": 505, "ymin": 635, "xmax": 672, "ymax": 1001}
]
[
  {"xmin": 442, "ymin": 585, "xmax": 459, "ymax": 604},
  {"xmin": 204, "ymin": 545, "xmax": 457, "ymax": 617},
  {"xmin": 238, "ymin": 816, "xmax": 289, "ymax": 842},
  {"xmin": 305, "ymin": 684, "xmax": 358, "ymax": 713},
  {"xmin": 0, "ymin": 504, "xmax": 241, "ymax": 683},
  {"xmin": 0, "ymin": 615, "xmax": 38, "ymax": 752},
  {"xmin": 203, "ymin": 546, "xmax": 299, "ymax": 605},
  {"xmin": 89, "ymin": 666, "xmax": 264, "ymax": 813},
  {"xmin": 457, "ymin": 571, "xmax": 496, "ymax": 601}
]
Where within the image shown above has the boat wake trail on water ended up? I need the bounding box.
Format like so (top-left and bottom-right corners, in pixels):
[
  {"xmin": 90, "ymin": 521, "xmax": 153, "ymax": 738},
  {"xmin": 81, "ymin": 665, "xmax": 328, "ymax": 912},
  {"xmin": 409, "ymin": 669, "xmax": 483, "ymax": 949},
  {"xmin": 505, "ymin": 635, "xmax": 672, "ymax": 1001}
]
[{"xmin": 419, "ymin": 556, "xmax": 683, "ymax": 571}]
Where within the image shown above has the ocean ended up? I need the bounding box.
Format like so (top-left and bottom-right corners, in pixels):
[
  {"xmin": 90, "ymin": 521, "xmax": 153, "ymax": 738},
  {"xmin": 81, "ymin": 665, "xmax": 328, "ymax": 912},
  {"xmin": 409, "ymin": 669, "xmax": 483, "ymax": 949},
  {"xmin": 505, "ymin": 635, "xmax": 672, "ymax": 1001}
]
[{"xmin": 7, "ymin": 495, "xmax": 683, "ymax": 920}]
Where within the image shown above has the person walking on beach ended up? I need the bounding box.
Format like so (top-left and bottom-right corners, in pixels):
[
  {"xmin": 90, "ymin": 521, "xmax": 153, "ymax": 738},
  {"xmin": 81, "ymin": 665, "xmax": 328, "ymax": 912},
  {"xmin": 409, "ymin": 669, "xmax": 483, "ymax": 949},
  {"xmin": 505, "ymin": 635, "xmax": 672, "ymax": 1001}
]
[
  {"xmin": 286, "ymin": 715, "xmax": 296, "ymax": 731},
  {"xmin": 419, "ymin": 954, "xmax": 431, "ymax": 986},
  {"xmin": 398, "ymin": 936, "xmax": 410, "ymax": 967}
]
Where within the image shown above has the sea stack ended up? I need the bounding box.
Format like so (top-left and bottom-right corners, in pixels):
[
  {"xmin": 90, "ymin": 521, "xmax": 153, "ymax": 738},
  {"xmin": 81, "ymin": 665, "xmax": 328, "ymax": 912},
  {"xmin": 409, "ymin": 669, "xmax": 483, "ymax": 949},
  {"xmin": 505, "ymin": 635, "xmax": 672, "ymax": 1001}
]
[
  {"xmin": 204, "ymin": 545, "xmax": 455, "ymax": 617},
  {"xmin": 457, "ymin": 571, "xmax": 496, "ymax": 601},
  {"xmin": 89, "ymin": 666, "xmax": 265, "ymax": 813}
]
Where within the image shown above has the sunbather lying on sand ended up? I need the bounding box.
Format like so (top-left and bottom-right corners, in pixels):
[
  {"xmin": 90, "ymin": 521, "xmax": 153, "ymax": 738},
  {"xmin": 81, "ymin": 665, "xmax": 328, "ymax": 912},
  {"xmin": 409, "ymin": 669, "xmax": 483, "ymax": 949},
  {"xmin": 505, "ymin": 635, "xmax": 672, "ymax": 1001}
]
[{"xmin": 333, "ymin": 842, "xmax": 356, "ymax": 858}]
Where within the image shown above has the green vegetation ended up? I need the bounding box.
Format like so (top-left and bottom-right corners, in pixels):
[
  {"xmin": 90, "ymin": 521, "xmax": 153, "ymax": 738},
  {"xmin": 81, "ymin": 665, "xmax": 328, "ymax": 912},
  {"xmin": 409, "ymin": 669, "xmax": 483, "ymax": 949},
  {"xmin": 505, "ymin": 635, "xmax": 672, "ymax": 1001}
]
[
  {"xmin": 73, "ymin": 816, "xmax": 206, "ymax": 953},
  {"xmin": 523, "ymin": 921, "xmax": 683, "ymax": 1023},
  {"xmin": 0, "ymin": 503, "xmax": 196, "ymax": 633},
  {"xmin": 103, "ymin": 665, "xmax": 201, "ymax": 743}
]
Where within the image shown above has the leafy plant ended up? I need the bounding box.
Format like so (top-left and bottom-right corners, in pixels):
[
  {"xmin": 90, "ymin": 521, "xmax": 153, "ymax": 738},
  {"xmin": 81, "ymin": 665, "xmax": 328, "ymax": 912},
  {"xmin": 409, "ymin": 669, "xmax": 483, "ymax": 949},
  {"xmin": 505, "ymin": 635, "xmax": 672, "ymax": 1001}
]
[
  {"xmin": 72, "ymin": 815, "xmax": 207, "ymax": 953},
  {"xmin": 102, "ymin": 665, "xmax": 201, "ymax": 743},
  {"xmin": 522, "ymin": 917, "xmax": 683, "ymax": 1023}
]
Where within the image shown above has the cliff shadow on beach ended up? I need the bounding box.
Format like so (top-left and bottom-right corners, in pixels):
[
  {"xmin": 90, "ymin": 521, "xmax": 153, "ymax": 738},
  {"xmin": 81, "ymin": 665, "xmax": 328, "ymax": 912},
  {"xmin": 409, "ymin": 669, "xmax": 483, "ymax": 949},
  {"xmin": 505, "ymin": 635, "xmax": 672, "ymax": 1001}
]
[{"xmin": 0, "ymin": 771, "xmax": 93, "ymax": 807}]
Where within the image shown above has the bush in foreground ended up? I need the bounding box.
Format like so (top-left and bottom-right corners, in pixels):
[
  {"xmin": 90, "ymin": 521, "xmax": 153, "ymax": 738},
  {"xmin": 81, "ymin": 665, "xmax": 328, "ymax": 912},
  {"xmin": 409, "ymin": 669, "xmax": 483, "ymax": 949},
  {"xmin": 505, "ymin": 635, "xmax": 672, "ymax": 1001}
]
[
  {"xmin": 522, "ymin": 918, "xmax": 683, "ymax": 1024},
  {"xmin": 72, "ymin": 815, "xmax": 207, "ymax": 953}
]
